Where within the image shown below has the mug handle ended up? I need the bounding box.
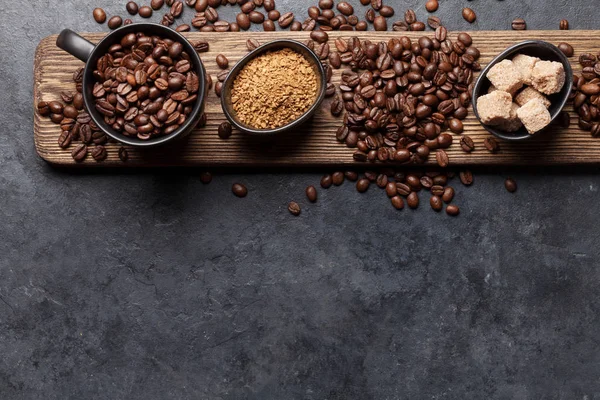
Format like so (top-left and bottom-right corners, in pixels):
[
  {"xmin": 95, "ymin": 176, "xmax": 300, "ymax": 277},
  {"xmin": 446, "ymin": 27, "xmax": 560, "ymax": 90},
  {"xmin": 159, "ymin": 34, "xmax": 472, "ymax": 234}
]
[{"xmin": 56, "ymin": 29, "xmax": 95, "ymax": 62}]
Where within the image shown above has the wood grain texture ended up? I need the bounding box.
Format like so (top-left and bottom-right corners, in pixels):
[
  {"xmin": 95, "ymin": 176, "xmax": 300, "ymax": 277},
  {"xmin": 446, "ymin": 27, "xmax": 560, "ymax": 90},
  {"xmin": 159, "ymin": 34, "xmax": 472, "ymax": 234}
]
[{"xmin": 33, "ymin": 30, "xmax": 599, "ymax": 168}]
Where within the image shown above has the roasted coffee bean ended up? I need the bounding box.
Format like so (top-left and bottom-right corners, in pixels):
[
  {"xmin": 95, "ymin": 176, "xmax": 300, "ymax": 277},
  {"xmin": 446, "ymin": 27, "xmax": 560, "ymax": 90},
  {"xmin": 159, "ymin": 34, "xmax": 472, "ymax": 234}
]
[
  {"xmin": 58, "ymin": 130, "xmax": 72, "ymax": 148},
  {"xmin": 151, "ymin": 0, "xmax": 164, "ymax": 9},
  {"xmin": 404, "ymin": 9, "xmax": 416, "ymax": 24},
  {"xmin": 425, "ymin": 0, "xmax": 438, "ymax": 12},
  {"xmin": 448, "ymin": 119, "xmax": 464, "ymax": 134},
  {"xmin": 288, "ymin": 202, "xmax": 301, "ymax": 216},
  {"xmin": 373, "ymin": 16, "xmax": 387, "ymax": 31},
  {"xmin": 558, "ymin": 42, "xmax": 574, "ymax": 57},
  {"xmin": 511, "ymin": 18, "xmax": 526, "ymax": 30},
  {"xmin": 199, "ymin": 172, "xmax": 212, "ymax": 184},
  {"xmin": 171, "ymin": 1, "xmax": 184, "ymax": 17},
  {"xmin": 459, "ymin": 170, "xmax": 473, "ymax": 186},
  {"xmin": 344, "ymin": 171, "xmax": 358, "ymax": 181},
  {"xmin": 407, "ymin": 192, "xmax": 419, "ymax": 209},
  {"xmin": 427, "ymin": 16, "xmax": 441, "ymax": 29},
  {"xmin": 435, "ymin": 149, "xmax": 449, "ymax": 167},
  {"xmin": 321, "ymin": 174, "xmax": 333, "ymax": 188},
  {"xmin": 332, "ymin": 171, "xmax": 345, "ymax": 186},
  {"xmin": 430, "ymin": 195, "xmax": 443, "ymax": 211},
  {"xmin": 218, "ymin": 121, "xmax": 232, "ymax": 139},
  {"xmin": 37, "ymin": 101, "xmax": 51, "ymax": 116},
  {"xmin": 356, "ymin": 178, "xmax": 370, "ymax": 193},
  {"xmin": 93, "ymin": 8, "xmax": 107, "ymax": 23},
  {"xmin": 263, "ymin": 20, "xmax": 276, "ymax": 31},
  {"xmin": 336, "ymin": 2, "xmax": 353, "ymax": 16},
  {"xmin": 91, "ymin": 145, "xmax": 107, "ymax": 161},
  {"xmin": 49, "ymin": 101, "xmax": 64, "ymax": 114},
  {"xmin": 446, "ymin": 205, "xmax": 460, "ymax": 216},
  {"xmin": 232, "ymin": 183, "xmax": 248, "ymax": 198},
  {"xmin": 462, "ymin": 8, "xmax": 476, "ymax": 23},
  {"xmin": 505, "ymin": 178, "xmax": 517, "ymax": 193},
  {"xmin": 263, "ymin": 0, "xmax": 275, "ymax": 11},
  {"xmin": 306, "ymin": 186, "xmax": 318, "ymax": 202},
  {"xmin": 126, "ymin": 1, "xmax": 139, "ymax": 15},
  {"xmin": 60, "ymin": 91, "xmax": 74, "ymax": 104},
  {"xmin": 216, "ymin": 54, "xmax": 229, "ymax": 69},
  {"xmin": 484, "ymin": 137, "xmax": 500, "ymax": 153},
  {"xmin": 63, "ymin": 105, "xmax": 78, "ymax": 119},
  {"xmin": 279, "ymin": 12, "xmax": 294, "ymax": 28},
  {"xmin": 249, "ymin": 11, "xmax": 265, "ymax": 23},
  {"xmin": 442, "ymin": 187, "xmax": 455, "ymax": 203},
  {"xmin": 71, "ymin": 144, "xmax": 87, "ymax": 162},
  {"xmin": 246, "ymin": 38, "xmax": 260, "ymax": 51},
  {"xmin": 108, "ymin": 16, "xmax": 123, "ymax": 29},
  {"xmin": 560, "ymin": 19, "xmax": 569, "ymax": 30},
  {"xmin": 391, "ymin": 196, "xmax": 404, "ymax": 210},
  {"xmin": 459, "ymin": 135, "xmax": 475, "ymax": 152},
  {"xmin": 310, "ymin": 30, "xmax": 328, "ymax": 44}
]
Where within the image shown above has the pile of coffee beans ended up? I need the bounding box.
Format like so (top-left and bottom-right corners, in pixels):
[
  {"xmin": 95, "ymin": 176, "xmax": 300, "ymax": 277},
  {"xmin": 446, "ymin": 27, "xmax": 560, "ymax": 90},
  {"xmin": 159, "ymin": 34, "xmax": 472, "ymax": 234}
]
[
  {"xmin": 92, "ymin": 32, "xmax": 201, "ymax": 140},
  {"xmin": 328, "ymin": 32, "xmax": 480, "ymax": 169},
  {"xmin": 572, "ymin": 53, "xmax": 600, "ymax": 136},
  {"xmin": 38, "ymin": 70, "xmax": 124, "ymax": 162}
]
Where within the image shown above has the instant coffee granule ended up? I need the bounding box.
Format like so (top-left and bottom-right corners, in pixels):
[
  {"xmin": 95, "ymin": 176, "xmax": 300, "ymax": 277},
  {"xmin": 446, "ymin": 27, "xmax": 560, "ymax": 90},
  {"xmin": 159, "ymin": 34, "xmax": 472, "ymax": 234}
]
[{"xmin": 231, "ymin": 48, "xmax": 318, "ymax": 129}]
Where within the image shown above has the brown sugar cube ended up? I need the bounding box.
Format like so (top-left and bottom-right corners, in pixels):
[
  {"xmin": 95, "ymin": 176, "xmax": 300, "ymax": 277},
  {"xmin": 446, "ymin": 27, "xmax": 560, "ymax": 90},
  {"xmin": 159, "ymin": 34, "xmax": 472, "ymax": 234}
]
[
  {"xmin": 515, "ymin": 87, "xmax": 551, "ymax": 108},
  {"xmin": 512, "ymin": 54, "xmax": 540, "ymax": 85},
  {"xmin": 517, "ymin": 98, "xmax": 552, "ymax": 134},
  {"xmin": 476, "ymin": 90, "xmax": 513, "ymax": 126},
  {"xmin": 486, "ymin": 60, "xmax": 524, "ymax": 95},
  {"xmin": 498, "ymin": 103, "xmax": 523, "ymax": 132},
  {"xmin": 531, "ymin": 60, "xmax": 565, "ymax": 95}
]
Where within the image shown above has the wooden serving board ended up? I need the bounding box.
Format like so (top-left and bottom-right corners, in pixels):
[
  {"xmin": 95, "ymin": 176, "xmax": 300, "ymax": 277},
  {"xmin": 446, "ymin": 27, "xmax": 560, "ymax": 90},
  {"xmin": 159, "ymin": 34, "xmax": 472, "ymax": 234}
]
[{"xmin": 33, "ymin": 30, "xmax": 599, "ymax": 167}]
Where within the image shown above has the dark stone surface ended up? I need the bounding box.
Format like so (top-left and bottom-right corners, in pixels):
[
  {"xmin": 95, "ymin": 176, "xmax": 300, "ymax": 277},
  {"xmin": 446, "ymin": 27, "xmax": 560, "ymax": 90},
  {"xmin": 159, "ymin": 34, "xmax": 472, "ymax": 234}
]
[{"xmin": 2, "ymin": 1, "xmax": 600, "ymax": 399}]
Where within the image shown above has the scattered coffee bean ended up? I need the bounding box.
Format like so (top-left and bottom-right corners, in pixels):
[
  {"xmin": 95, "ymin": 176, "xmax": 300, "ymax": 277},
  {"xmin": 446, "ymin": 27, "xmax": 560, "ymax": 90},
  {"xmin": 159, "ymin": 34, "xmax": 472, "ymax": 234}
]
[
  {"xmin": 218, "ymin": 122, "xmax": 232, "ymax": 139},
  {"xmin": 460, "ymin": 135, "xmax": 475, "ymax": 152},
  {"xmin": 344, "ymin": 171, "xmax": 358, "ymax": 181},
  {"xmin": 91, "ymin": 145, "xmax": 107, "ymax": 161},
  {"xmin": 139, "ymin": 6, "xmax": 153, "ymax": 18},
  {"xmin": 484, "ymin": 137, "xmax": 500, "ymax": 153},
  {"xmin": 436, "ymin": 150, "xmax": 449, "ymax": 168},
  {"xmin": 459, "ymin": 170, "xmax": 474, "ymax": 186},
  {"xmin": 425, "ymin": 0, "xmax": 438, "ymax": 12},
  {"xmin": 560, "ymin": 19, "xmax": 569, "ymax": 30},
  {"xmin": 512, "ymin": 18, "xmax": 526, "ymax": 30},
  {"xmin": 200, "ymin": 172, "xmax": 212, "ymax": 184},
  {"xmin": 407, "ymin": 192, "xmax": 419, "ymax": 209},
  {"xmin": 93, "ymin": 8, "xmax": 107, "ymax": 23},
  {"xmin": 246, "ymin": 39, "xmax": 260, "ymax": 51},
  {"xmin": 558, "ymin": 42, "xmax": 574, "ymax": 57},
  {"xmin": 151, "ymin": 0, "xmax": 165, "ymax": 9},
  {"xmin": 446, "ymin": 205, "xmax": 460, "ymax": 216},
  {"xmin": 71, "ymin": 144, "xmax": 87, "ymax": 162},
  {"xmin": 107, "ymin": 16, "xmax": 123, "ymax": 29},
  {"xmin": 430, "ymin": 195, "xmax": 443, "ymax": 211},
  {"xmin": 306, "ymin": 186, "xmax": 317, "ymax": 202},
  {"xmin": 356, "ymin": 178, "xmax": 370, "ymax": 193},
  {"xmin": 321, "ymin": 174, "xmax": 333, "ymax": 188},
  {"xmin": 288, "ymin": 202, "xmax": 301, "ymax": 216},
  {"xmin": 232, "ymin": 183, "xmax": 248, "ymax": 197},
  {"xmin": 332, "ymin": 171, "xmax": 344, "ymax": 186},
  {"xmin": 505, "ymin": 178, "xmax": 517, "ymax": 193},
  {"xmin": 216, "ymin": 54, "xmax": 229, "ymax": 69},
  {"xmin": 442, "ymin": 187, "xmax": 455, "ymax": 203},
  {"xmin": 373, "ymin": 16, "xmax": 387, "ymax": 31},
  {"xmin": 462, "ymin": 8, "xmax": 476, "ymax": 23},
  {"xmin": 391, "ymin": 196, "xmax": 404, "ymax": 210},
  {"xmin": 126, "ymin": 1, "xmax": 139, "ymax": 15}
]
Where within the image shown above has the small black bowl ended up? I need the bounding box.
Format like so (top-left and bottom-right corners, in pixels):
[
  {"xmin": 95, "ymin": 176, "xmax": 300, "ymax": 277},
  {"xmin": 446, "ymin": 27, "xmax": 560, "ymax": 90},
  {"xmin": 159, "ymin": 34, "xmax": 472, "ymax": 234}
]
[
  {"xmin": 57, "ymin": 23, "xmax": 206, "ymax": 148},
  {"xmin": 472, "ymin": 40, "xmax": 573, "ymax": 141},
  {"xmin": 220, "ymin": 39, "xmax": 326, "ymax": 136}
]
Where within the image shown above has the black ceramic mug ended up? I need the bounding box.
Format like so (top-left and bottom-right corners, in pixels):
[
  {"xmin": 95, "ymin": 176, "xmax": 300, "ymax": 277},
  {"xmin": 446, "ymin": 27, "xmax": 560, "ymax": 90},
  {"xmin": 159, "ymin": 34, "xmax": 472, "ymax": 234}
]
[{"xmin": 56, "ymin": 23, "xmax": 206, "ymax": 147}]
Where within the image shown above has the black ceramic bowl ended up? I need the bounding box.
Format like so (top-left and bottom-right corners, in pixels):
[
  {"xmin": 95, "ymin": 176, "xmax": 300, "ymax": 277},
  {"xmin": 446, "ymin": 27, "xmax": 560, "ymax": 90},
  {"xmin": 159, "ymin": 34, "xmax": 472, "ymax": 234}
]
[
  {"xmin": 220, "ymin": 39, "xmax": 326, "ymax": 136},
  {"xmin": 56, "ymin": 23, "xmax": 206, "ymax": 147},
  {"xmin": 472, "ymin": 40, "xmax": 573, "ymax": 141}
]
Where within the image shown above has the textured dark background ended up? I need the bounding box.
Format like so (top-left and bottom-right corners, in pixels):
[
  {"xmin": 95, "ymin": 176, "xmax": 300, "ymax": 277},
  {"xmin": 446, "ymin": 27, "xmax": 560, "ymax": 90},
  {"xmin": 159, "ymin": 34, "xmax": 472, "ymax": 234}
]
[{"xmin": 2, "ymin": 1, "xmax": 600, "ymax": 399}]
